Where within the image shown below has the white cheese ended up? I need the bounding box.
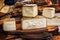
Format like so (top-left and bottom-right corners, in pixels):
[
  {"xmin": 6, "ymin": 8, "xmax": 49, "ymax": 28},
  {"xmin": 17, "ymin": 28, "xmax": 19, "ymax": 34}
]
[
  {"xmin": 22, "ymin": 16, "xmax": 46, "ymax": 29},
  {"xmin": 47, "ymin": 17, "xmax": 60, "ymax": 26},
  {"xmin": 22, "ymin": 4, "xmax": 38, "ymax": 17},
  {"xmin": 3, "ymin": 18, "xmax": 16, "ymax": 31},
  {"xmin": 43, "ymin": 7, "xmax": 55, "ymax": 18}
]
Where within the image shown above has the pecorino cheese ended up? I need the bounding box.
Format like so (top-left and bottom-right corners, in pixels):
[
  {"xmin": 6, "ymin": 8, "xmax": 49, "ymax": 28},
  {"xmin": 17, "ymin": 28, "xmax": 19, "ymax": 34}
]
[
  {"xmin": 22, "ymin": 16, "xmax": 46, "ymax": 29},
  {"xmin": 43, "ymin": 7, "xmax": 55, "ymax": 18},
  {"xmin": 47, "ymin": 17, "xmax": 60, "ymax": 26},
  {"xmin": 22, "ymin": 4, "xmax": 38, "ymax": 17},
  {"xmin": 3, "ymin": 18, "xmax": 16, "ymax": 31},
  {"xmin": 0, "ymin": 5, "xmax": 10, "ymax": 13}
]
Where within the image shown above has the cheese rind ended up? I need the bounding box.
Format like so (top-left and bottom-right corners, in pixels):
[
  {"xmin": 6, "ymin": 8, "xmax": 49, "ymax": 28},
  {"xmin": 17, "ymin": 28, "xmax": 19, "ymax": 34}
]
[
  {"xmin": 22, "ymin": 16, "xmax": 46, "ymax": 29},
  {"xmin": 43, "ymin": 7, "xmax": 55, "ymax": 18},
  {"xmin": 3, "ymin": 18, "xmax": 16, "ymax": 31},
  {"xmin": 22, "ymin": 4, "xmax": 38, "ymax": 17}
]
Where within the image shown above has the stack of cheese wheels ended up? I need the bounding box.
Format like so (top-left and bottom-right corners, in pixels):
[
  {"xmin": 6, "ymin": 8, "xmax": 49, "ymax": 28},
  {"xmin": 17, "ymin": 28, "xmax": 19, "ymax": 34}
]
[
  {"xmin": 3, "ymin": 18, "xmax": 16, "ymax": 31},
  {"xmin": 22, "ymin": 4, "xmax": 38, "ymax": 17},
  {"xmin": 22, "ymin": 16, "xmax": 46, "ymax": 30},
  {"xmin": 43, "ymin": 7, "xmax": 55, "ymax": 18}
]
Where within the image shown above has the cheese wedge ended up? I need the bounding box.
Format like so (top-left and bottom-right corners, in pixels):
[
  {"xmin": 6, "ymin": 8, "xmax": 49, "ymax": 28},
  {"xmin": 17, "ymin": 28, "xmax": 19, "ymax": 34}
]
[
  {"xmin": 22, "ymin": 4, "xmax": 38, "ymax": 17},
  {"xmin": 3, "ymin": 18, "xmax": 16, "ymax": 31},
  {"xmin": 43, "ymin": 7, "xmax": 55, "ymax": 18},
  {"xmin": 0, "ymin": 6, "xmax": 10, "ymax": 13},
  {"xmin": 22, "ymin": 16, "xmax": 46, "ymax": 29}
]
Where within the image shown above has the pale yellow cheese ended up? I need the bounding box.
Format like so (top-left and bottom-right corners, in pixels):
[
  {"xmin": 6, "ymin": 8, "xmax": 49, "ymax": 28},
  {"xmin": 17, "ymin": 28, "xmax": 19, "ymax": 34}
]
[
  {"xmin": 47, "ymin": 17, "xmax": 60, "ymax": 26},
  {"xmin": 0, "ymin": 6, "xmax": 10, "ymax": 13},
  {"xmin": 43, "ymin": 7, "xmax": 55, "ymax": 18},
  {"xmin": 3, "ymin": 18, "xmax": 16, "ymax": 31},
  {"xmin": 22, "ymin": 4, "xmax": 38, "ymax": 17},
  {"xmin": 22, "ymin": 16, "xmax": 46, "ymax": 30}
]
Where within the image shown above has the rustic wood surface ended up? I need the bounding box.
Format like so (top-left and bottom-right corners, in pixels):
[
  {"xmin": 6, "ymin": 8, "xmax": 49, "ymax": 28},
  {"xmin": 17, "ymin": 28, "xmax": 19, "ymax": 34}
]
[{"xmin": 0, "ymin": 34, "xmax": 60, "ymax": 40}]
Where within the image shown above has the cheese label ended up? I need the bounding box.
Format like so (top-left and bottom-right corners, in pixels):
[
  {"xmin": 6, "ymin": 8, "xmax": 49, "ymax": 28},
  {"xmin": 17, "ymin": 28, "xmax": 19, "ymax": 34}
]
[{"xmin": 22, "ymin": 18, "xmax": 46, "ymax": 29}]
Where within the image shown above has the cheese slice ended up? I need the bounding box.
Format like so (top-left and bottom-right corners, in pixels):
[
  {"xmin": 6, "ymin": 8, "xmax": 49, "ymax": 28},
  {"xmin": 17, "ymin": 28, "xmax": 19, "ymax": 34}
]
[
  {"xmin": 22, "ymin": 4, "xmax": 38, "ymax": 17},
  {"xmin": 22, "ymin": 16, "xmax": 46, "ymax": 29},
  {"xmin": 0, "ymin": 6, "xmax": 10, "ymax": 13},
  {"xmin": 43, "ymin": 7, "xmax": 55, "ymax": 18},
  {"xmin": 47, "ymin": 17, "xmax": 60, "ymax": 26},
  {"xmin": 3, "ymin": 18, "xmax": 16, "ymax": 31}
]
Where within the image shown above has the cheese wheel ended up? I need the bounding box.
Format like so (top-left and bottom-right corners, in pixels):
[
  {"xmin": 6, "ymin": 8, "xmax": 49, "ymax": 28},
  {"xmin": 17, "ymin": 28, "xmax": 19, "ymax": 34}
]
[
  {"xmin": 43, "ymin": 7, "xmax": 55, "ymax": 18},
  {"xmin": 22, "ymin": 4, "xmax": 38, "ymax": 17},
  {"xmin": 3, "ymin": 18, "xmax": 16, "ymax": 31},
  {"xmin": 22, "ymin": 16, "xmax": 46, "ymax": 30},
  {"xmin": 47, "ymin": 17, "xmax": 60, "ymax": 26}
]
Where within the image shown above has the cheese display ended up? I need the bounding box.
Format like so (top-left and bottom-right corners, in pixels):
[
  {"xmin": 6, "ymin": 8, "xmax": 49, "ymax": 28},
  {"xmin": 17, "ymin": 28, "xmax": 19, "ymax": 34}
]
[
  {"xmin": 43, "ymin": 7, "xmax": 55, "ymax": 18},
  {"xmin": 47, "ymin": 17, "xmax": 60, "ymax": 26},
  {"xmin": 3, "ymin": 18, "xmax": 16, "ymax": 31},
  {"xmin": 22, "ymin": 16, "xmax": 46, "ymax": 29},
  {"xmin": 0, "ymin": 6, "xmax": 10, "ymax": 13},
  {"xmin": 22, "ymin": 4, "xmax": 38, "ymax": 17}
]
